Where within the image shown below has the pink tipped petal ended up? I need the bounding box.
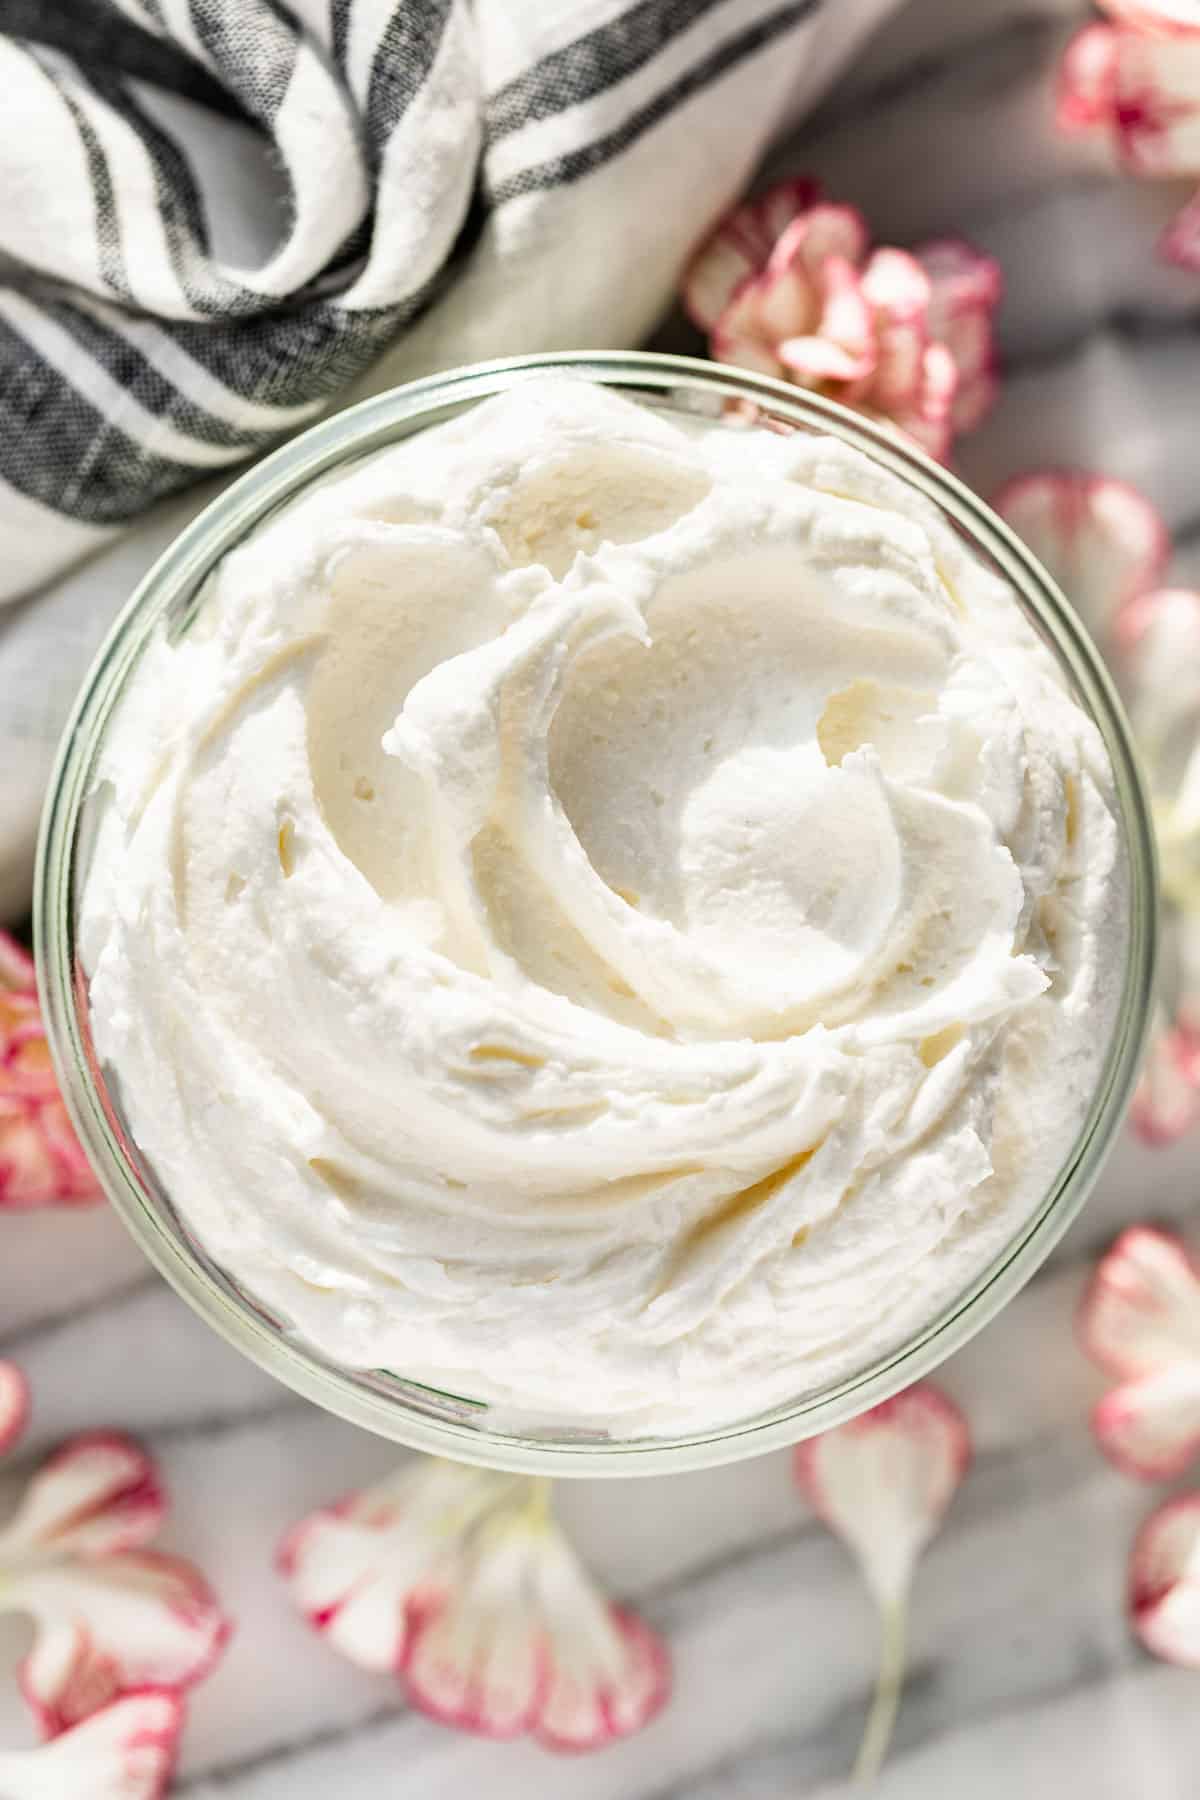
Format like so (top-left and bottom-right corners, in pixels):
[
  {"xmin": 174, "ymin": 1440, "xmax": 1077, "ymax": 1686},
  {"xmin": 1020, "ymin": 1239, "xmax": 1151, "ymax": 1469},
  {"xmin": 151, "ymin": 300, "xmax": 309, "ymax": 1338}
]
[
  {"xmin": 779, "ymin": 335, "xmax": 876, "ymax": 383},
  {"xmin": 404, "ymin": 1607, "xmax": 545, "ymax": 1739},
  {"xmin": 769, "ymin": 204, "xmax": 870, "ymax": 284},
  {"xmin": 14, "ymin": 1550, "xmax": 228, "ymax": 1737},
  {"xmin": 1079, "ymin": 1227, "xmax": 1200, "ymax": 1379},
  {"xmin": 993, "ymin": 472, "xmax": 1170, "ymax": 642},
  {"xmin": 1112, "ymin": 38, "xmax": 1200, "ymax": 177},
  {"xmin": 1057, "ymin": 25, "xmax": 1121, "ymax": 131},
  {"xmin": 710, "ymin": 324, "xmax": 783, "ymax": 378},
  {"xmin": 279, "ymin": 1463, "xmax": 520, "ymax": 1676},
  {"xmin": 1130, "ymin": 1019, "xmax": 1200, "ymax": 1146},
  {"xmin": 1098, "ymin": 0, "xmax": 1200, "ymax": 30},
  {"xmin": 949, "ymin": 366, "xmax": 999, "ymax": 435},
  {"xmin": 860, "ymin": 247, "xmax": 932, "ymax": 324},
  {"xmin": 0, "ymin": 1690, "xmax": 184, "ymax": 1800},
  {"xmin": 682, "ymin": 231, "xmax": 763, "ymax": 332},
  {"xmin": 278, "ymin": 1505, "xmax": 420, "ymax": 1673},
  {"xmin": 748, "ymin": 176, "xmax": 824, "ymax": 249},
  {"xmin": 794, "ymin": 1384, "xmax": 970, "ymax": 1607},
  {"xmin": 537, "ymin": 1606, "xmax": 669, "ymax": 1753},
  {"xmin": 1093, "ymin": 1365, "xmax": 1200, "ymax": 1479},
  {"xmin": 754, "ymin": 260, "xmax": 820, "ymax": 343},
  {"xmin": 0, "ymin": 939, "xmax": 100, "ymax": 1211},
  {"xmin": 1160, "ymin": 187, "xmax": 1200, "ymax": 268},
  {"xmin": 0, "ymin": 1435, "xmax": 164, "ymax": 1560},
  {"xmin": 0, "ymin": 1362, "xmax": 29, "ymax": 1456},
  {"xmin": 0, "ymin": 932, "xmax": 36, "ymax": 992},
  {"xmin": 528, "ymin": 1530, "xmax": 670, "ymax": 1752},
  {"xmin": 682, "ymin": 177, "xmax": 825, "ymax": 329},
  {"xmin": 376, "ymin": 1472, "xmax": 670, "ymax": 1754},
  {"xmin": 809, "ymin": 255, "xmax": 875, "ymax": 371},
  {"xmin": 914, "ymin": 239, "xmax": 1003, "ymax": 315},
  {"xmin": 931, "ymin": 303, "xmax": 993, "ymax": 389},
  {"xmin": 403, "ymin": 1522, "xmax": 547, "ymax": 1740},
  {"xmin": 1130, "ymin": 1494, "xmax": 1200, "ymax": 1667}
]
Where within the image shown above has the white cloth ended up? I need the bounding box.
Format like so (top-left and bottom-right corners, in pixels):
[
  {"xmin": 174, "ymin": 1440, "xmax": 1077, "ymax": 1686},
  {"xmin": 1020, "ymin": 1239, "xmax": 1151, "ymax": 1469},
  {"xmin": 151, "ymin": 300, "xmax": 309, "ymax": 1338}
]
[{"xmin": 0, "ymin": 0, "xmax": 895, "ymax": 919}]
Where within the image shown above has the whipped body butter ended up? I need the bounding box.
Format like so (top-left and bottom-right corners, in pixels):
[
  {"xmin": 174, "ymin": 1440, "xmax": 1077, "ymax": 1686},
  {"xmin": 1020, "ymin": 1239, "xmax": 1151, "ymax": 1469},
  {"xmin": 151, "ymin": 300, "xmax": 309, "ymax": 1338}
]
[{"xmin": 79, "ymin": 379, "xmax": 1128, "ymax": 1433}]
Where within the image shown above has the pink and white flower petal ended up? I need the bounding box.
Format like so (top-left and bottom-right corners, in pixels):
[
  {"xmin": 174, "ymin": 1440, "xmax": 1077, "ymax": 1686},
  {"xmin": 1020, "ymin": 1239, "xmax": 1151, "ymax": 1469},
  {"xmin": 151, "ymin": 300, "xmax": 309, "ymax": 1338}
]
[
  {"xmin": 1130, "ymin": 1493, "xmax": 1200, "ymax": 1667},
  {"xmin": 1093, "ymin": 1364, "xmax": 1200, "ymax": 1479},
  {"xmin": 860, "ymin": 251, "xmax": 934, "ymax": 412},
  {"xmin": 683, "ymin": 231, "xmax": 765, "ymax": 333},
  {"xmin": 709, "ymin": 323, "xmax": 783, "ymax": 378},
  {"xmin": 753, "ymin": 261, "xmax": 820, "ymax": 346},
  {"xmin": 0, "ymin": 931, "xmax": 36, "ymax": 993},
  {"xmin": 0, "ymin": 1690, "xmax": 184, "ymax": 1800},
  {"xmin": 1098, "ymin": 0, "xmax": 1200, "ymax": 32},
  {"xmin": 0, "ymin": 1434, "xmax": 164, "ymax": 1561},
  {"xmin": 745, "ymin": 176, "xmax": 824, "ymax": 252},
  {"xmin": 403, "ymin": 1528, "xmax": 546, "ymax": 1739},
  {"xmin": 1079, "ymin": 1226, "xmax": 1200, "ymax": 1379},
  {"xmin": 1161, "ymin": 186, "xmax": 1200, "ymax": 270},
  {"xmin": 915, "ymin": 239, "xmax": 1002, "ymax": 317},
  {"xmin": 1130, "ymin": 1018, "xmax": 1200, "ymax": 1146},
  {"xmin": 993, "ymin": 472, "xmax": 1170, "ymax": 642},
  {"xmin": 0, "ymin": 1361, "xmax": 29, "ymax": 1455},
  {"xmin": 0, "ymin": 1096, "xmax": 101, "ymax": 1210},
  {"xmin": 1057, "ymin": 25, "xmax": 1121, "ymax": 132},
  {"xmin": 794, "ymin": 1384, "xmax": 970, "ymax": 1608},
  {"xmin": 1111, "ymin": 38, "xmax": 1200, "ymax": 177},
  {"xmin": 860, "ymin": 247, "xmax": 932, "ymax": 324},
  {"xmin": 681, "ymin": 177, "xmax": 823, "ymax": 329},
  {"xmin": 768, "ymin": 205, "xmax": 869, "ymax": 285},
  {"xmin": 779, "ymin": 335, "xmax": 875, "ymax": 385},
  {"xmin": 279, "ymin": 1461, "xmax": 520, "ymax": 1674},
  {"xmin": 532, "ymin": 1535, "xmax": 669, "ymax": 1751},
  {"xmin": 11, "ymin": 1551, "xmax": 228, "ymax": 1737}
]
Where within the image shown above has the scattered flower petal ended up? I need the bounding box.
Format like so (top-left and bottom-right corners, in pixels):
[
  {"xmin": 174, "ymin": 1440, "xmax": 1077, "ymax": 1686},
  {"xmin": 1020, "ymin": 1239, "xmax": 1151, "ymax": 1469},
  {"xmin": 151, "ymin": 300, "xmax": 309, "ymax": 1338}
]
[
  {"xmin": 1080, "ymin": 1227, "xmax": 1200, "ymax": 1479},
  {"xmin": 0, "ymin": 1433, "xmax": 165, "ymax": 1560},
  {"xmin": 1093, "ymin": 1364, "xmax": 1200, "ymax": 1479},
  {"xmin": 1004, "ymin": 490, "xmax": 1200, "ymax": 1151},
  {"xmin": 0, "ymin": 1690, "xmax": 183, "ymax": 1800},
  {"xmin": 1057, "ymin": 23, "xmax": 1122, "ymax": 131},
  {"xmin": 682, "ymin": 179, "xmax": 999, "ymax": 460},
  {"xmin": 794, "ymin": 1384, "xmax": 969, "ymax": 1781},
  {"xmin": 278, "ymin": 1460, "xmax": 514, "ymax": 1673},
  {"xmin": 1130, "ymin": 1012, "xmax": 1200, "ymax": 1145},
  {"xmin": 0, "ymin": 1361, "xmax": 28, "ymax": 1455},
  {"xmin": 11, "ymin": 1551, "xmax": 229, "ymax": 1738},
  {"xmin": 993, "ymin": 471, "xmax": 1170, "ymax": 645},
  {"xmin": 1079, "ymin": 1226, "xmax": 1200, "ymax": 1381},
  {"xmin": 0, "ymin": 930, "xmax": 100, "ymax": 1209},
  {"xmin": 1130, "ymin": 1493, "xmax": 1200, "ymax": 1666},
  {"xmin": 282, "ymin": 1459, "xmax": 670, "ymax": 1753},
  {"xmin": 1097, "ymin": 0, "xmax": 1200, "ymax": 39},
  {"xmin": 794, "ymin": 1384, "xmax": 970, "ymax": 1608},
  {"xmin": 1057, "ymin": 19, "xmax": 1200, "ymax": 265},
  {"xmin": 0, "ymin": 1426, "xmax": 229, "ymax": 1736}
]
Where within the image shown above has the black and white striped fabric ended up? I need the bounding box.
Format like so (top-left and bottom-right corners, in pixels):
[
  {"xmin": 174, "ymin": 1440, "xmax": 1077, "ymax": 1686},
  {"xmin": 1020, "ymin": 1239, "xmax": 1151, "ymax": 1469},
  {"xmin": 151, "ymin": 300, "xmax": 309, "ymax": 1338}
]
[
  {"xmin": 0, "ymin": 0, "xmax": 897, "ymax": 915},
  {"xmin": 0, "ymin": 0, "xmax": 882, "ymax": 600}
]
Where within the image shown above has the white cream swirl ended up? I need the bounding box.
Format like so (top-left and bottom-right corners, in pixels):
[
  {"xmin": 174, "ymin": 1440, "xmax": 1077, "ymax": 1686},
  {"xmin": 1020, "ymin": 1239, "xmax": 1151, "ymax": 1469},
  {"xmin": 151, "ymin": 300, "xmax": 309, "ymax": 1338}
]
[{"xmin": 80, "ymin": 380, "xmax": 1129, "ymax": 1432}]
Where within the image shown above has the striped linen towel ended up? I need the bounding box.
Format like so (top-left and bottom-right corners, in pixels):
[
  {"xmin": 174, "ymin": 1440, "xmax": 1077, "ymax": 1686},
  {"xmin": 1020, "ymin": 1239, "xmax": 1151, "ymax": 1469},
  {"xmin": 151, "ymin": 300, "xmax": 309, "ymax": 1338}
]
[{"xmin": 0, "ymin": 0, "xmax": 896, "ymax": 914}]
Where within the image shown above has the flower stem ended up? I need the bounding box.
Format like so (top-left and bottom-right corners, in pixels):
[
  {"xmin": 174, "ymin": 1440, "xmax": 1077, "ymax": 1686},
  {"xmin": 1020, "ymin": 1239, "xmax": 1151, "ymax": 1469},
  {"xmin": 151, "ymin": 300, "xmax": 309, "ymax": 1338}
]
[{"xmin": 852, "ymin": 1593, "xmax": 908, "ymax": 1786}]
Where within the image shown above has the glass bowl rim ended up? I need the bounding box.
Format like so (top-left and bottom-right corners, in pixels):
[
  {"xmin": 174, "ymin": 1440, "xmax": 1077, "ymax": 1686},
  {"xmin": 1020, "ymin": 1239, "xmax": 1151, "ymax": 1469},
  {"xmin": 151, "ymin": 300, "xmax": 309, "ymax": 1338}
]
[{"xmin": 35, "ymin": 350, "xmax": 1158, "ymax": 1477}]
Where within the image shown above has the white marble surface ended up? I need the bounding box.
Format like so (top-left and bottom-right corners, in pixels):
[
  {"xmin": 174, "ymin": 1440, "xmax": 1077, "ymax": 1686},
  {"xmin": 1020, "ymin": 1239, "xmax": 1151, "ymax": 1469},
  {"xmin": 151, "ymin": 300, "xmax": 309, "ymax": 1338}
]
[{"xmin": 6, "ymin": 0, "xmax": 1200, "ymax": 1792}]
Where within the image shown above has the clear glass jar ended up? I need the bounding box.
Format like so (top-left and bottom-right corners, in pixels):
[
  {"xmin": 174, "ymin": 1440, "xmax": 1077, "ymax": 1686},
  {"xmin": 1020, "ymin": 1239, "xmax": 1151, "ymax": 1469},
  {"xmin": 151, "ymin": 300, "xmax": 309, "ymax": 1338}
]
[{"xmin": 35, "ymin": 353, "xmax": 1157, "ymax": 1476}]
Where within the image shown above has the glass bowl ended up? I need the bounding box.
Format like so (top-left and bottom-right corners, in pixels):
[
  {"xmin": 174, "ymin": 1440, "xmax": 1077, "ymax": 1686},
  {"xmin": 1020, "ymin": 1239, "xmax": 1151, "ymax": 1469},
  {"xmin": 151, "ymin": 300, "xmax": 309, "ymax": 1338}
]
[{"xmin": 35, "ymin": 353, "xmax": 1157, "ymax": 1477}]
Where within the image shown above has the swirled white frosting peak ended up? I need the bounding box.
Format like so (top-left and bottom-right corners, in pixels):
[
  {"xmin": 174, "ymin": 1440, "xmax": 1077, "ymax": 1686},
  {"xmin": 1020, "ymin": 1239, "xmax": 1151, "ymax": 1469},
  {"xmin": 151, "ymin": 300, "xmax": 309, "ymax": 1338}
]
[{"xmin": 81, "ymin": 379, "xmax": 1129, "ymax": 1433}]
